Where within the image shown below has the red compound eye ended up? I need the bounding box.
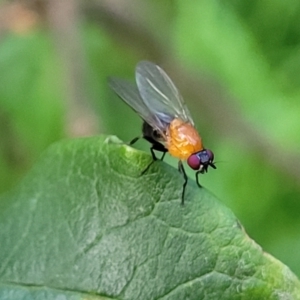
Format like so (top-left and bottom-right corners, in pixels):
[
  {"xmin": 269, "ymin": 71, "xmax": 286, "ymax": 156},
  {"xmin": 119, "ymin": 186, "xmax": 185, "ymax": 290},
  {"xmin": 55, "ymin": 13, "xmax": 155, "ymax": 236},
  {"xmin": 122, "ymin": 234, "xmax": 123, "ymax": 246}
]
[{"xmin": 187, "ymin": 154, "xmax": 201, "ymax": 170}]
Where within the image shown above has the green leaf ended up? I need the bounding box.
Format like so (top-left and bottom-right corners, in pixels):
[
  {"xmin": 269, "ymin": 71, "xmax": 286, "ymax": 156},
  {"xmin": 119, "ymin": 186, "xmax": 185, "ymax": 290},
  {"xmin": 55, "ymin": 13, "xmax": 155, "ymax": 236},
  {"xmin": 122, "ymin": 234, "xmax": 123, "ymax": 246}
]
[{"xmin": 0, "ymin": 135, "xmax": 299, "ymax": 299}]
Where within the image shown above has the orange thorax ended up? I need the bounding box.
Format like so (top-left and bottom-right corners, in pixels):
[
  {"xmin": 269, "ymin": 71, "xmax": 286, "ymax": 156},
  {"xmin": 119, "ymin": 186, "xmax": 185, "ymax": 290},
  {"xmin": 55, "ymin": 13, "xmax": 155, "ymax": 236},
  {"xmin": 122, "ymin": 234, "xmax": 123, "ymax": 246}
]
[{"xmin": 166, "ymin": 119, "xmax": 203, "ymax": 160}]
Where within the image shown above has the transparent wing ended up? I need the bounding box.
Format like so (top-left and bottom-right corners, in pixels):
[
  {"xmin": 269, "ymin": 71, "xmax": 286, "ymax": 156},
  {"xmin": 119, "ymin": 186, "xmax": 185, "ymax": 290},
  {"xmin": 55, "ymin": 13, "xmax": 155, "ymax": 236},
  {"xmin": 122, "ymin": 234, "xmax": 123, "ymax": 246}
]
[
  {"xmin": 135, "ymin": 61, "xmax": 194, "ymax": 126},
  {"xmin": 108, "ymin": 77, "xmax": 167, "ymax": 132}
]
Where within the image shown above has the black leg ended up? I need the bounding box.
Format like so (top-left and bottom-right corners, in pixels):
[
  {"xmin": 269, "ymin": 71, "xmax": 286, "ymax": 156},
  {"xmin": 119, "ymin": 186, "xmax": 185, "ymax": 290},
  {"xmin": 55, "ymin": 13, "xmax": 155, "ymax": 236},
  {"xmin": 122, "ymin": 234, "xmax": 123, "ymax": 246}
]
[
  {"xmin": 195, "ymin": 171, "xmax": 202, "ymax": 188},
  {"xmin": 129, "ymin": 136, "xmax": 141, "ymax": 145},
  {"xmin": 160, "ymin": 151, "xmax": 167, "ymax": 161},
  {"xmin": 178, "ymin": 160, "xmax": 188, "ymax": 205},
  {"xmin": 129, "ymin": 125, "xmax": 168, "ymax": 174},
  {"xmin": 144, "ymin": 136, "xmax": 168, "ymax": 157},
  {"xmin": 141, "ymin": 141, "xmax": 167, "ymax": 175},
  {"xmin": 141, "ymin": 146, "xmax": 157, "ymax": 175}
]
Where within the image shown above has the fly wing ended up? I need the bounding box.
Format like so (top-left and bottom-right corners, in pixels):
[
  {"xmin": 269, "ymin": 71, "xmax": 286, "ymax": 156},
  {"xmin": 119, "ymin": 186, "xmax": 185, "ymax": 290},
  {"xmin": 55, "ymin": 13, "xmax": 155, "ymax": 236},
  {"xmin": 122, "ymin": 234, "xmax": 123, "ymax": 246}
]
[
  {"xmin": 135, "ymin": 61, "xmax": 194, "ymax": 126},
  {"xmin": 108, "ymin": 77, "xmax": 167, "ymax": 132}
]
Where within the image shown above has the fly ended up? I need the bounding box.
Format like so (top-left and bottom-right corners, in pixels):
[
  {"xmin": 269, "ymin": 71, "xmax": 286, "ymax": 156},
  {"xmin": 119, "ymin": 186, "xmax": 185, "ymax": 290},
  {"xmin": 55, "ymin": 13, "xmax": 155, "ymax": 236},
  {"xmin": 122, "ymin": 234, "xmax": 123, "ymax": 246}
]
[{"xmin": 108, "ymin": 61, "xmax": 216, "ymax": 204}]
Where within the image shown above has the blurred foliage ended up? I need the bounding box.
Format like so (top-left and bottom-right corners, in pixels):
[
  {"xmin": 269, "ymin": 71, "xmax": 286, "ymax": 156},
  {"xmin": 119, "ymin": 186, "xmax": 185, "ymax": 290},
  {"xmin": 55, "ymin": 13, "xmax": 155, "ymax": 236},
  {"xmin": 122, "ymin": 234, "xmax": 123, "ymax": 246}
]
[
  {"xmin": 0, "ymin": 31, "xmax": 65, "ymax": 193},
  {"xmin": 0, "ymin": 0, "xmax": 300, "ymax": 279}
]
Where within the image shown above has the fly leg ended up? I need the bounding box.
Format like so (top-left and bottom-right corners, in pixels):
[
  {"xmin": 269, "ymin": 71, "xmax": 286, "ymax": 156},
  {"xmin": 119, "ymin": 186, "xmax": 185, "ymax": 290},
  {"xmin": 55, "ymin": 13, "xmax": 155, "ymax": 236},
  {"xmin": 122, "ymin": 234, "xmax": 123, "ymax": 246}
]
[
  {"xmin": 141, "ymin": 140, "xmax": 167, "ymax": 175},
  {"xmin": 132, "ymin": 122, "xmax": 168, "ymax": 174},
  {"xmin": 142, "ymin": 122, "xmax": 167, "ymax": 161},
  {"xmin": 195, "ymin": 171, "xmax": 203, "ymax": 188},
  {"xmin": 127, "ymin": 133, "xmax": 167, "ymax": 174},
  {"xmin": 143, "ymin": 133, "xmax": 167, "ymax": 161},
  {"xmin": 178, "ymin": 160, "xmax": 188, "ymax": 205},
  {"xmin": 129, "ymin": 136, "xmax": 142, "ymax": 145}
]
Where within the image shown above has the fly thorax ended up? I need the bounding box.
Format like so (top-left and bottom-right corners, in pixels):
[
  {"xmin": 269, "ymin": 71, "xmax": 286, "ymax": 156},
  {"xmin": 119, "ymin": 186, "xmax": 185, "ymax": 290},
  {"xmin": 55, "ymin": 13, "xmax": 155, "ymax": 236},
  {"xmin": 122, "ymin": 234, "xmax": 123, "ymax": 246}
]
[{"xmin": 167, "ymin": 119, "xmax": 203, "ymax": 159}]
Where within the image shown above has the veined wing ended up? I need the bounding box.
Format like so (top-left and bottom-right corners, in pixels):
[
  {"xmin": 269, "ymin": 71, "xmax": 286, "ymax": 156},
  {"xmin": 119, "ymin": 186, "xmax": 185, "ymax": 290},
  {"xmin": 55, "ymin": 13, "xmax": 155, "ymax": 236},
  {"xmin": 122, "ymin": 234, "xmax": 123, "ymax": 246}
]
[
  {"xmin": 135, "ymin": 61, "xmax": 194, "ymax": 126},
  {"xmin": 108, "ymin": 77, "xmax": 167, "ymax": 132}
]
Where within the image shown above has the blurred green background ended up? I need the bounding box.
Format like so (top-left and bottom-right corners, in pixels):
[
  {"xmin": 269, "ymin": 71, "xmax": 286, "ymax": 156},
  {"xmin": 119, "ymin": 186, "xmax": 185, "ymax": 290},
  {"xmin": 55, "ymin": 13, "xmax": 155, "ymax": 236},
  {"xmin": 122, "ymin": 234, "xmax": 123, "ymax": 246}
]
[{"xmin": 1, "ymin": 0, "xmax": 300, "ymax": 276}]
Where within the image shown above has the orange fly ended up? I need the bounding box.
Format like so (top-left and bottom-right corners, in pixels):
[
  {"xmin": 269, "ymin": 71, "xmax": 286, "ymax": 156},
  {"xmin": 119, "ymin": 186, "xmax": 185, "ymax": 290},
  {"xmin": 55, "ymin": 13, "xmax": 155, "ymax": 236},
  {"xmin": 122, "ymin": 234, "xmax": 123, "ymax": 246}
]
[{"xmin": 109, "ymin": 61, "xmax": 216, "ymax": 204}]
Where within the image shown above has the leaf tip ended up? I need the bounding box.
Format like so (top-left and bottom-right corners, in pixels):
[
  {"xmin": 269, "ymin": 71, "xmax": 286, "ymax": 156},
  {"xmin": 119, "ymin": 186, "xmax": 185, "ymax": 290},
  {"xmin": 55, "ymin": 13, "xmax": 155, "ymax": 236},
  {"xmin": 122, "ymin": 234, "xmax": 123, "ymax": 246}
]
[{"xmin": 104, "ymin": 135, "xmax": 123, "ymax": 144}]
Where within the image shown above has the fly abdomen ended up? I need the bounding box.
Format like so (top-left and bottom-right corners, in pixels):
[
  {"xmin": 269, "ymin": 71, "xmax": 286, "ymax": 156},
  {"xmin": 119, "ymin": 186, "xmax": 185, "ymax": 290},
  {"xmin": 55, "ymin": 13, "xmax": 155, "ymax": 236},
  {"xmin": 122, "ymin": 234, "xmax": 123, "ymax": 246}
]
[{"xmin": 142, "ymin": 121, "xmax": 164, "ymax": 143}]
